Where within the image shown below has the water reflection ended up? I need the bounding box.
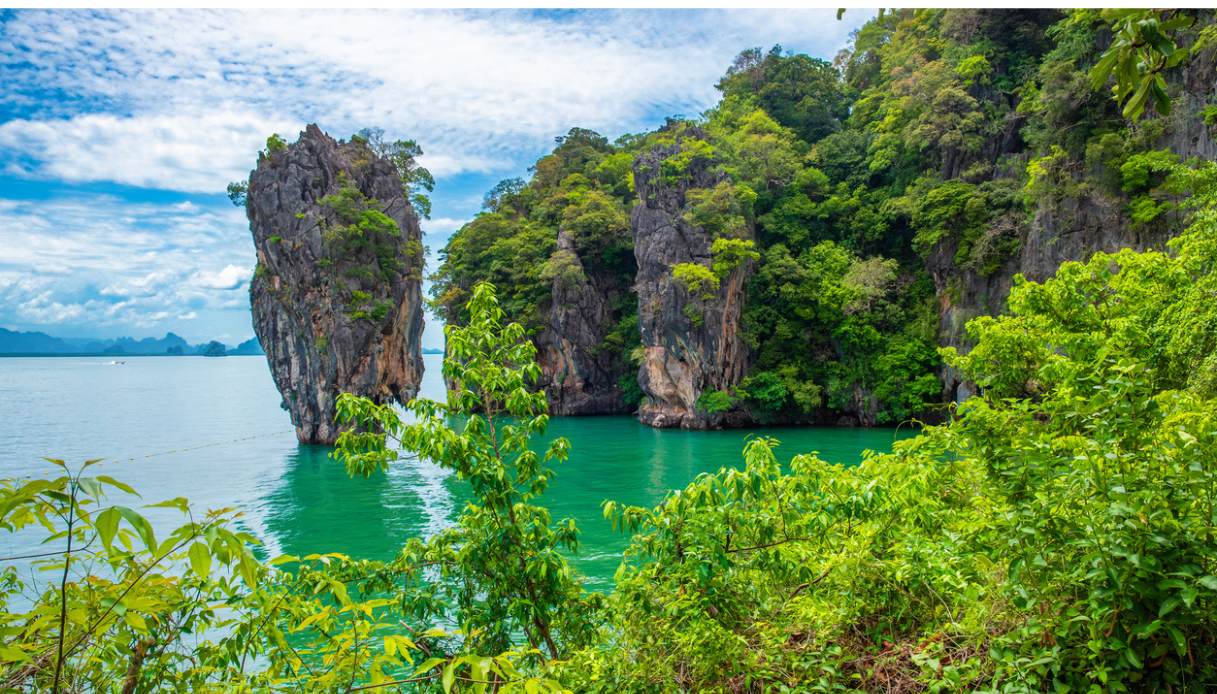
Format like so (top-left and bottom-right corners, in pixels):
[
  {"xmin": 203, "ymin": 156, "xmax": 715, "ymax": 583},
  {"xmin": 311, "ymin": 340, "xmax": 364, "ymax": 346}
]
[
  {"xmin": 249, "ymin": 372, "xmax": 913, "ymax": 588},
  {"xmin": 259, "ymin": 444, "xmax": 458, "ymax": 561}
]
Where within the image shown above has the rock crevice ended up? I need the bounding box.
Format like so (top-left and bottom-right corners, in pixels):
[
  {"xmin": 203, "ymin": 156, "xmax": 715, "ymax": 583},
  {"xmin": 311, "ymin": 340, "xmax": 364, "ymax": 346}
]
[
  {"xmin": 631, "ymin": 138, "xmax": 752, "ymax": 429},
  {"xmin": 535, "ymin": 228, "xmax": 634, "ymax": 415}
]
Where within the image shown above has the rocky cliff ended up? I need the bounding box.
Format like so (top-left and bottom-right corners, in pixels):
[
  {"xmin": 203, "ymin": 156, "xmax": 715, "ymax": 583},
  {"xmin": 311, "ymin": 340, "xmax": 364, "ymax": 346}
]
[
  {"xmin": 534, "ymin": 228, "xmax": 635, "ymax": 415},
  {"xmin": 934, "ymin": 49, "xmax": 1217, "ymax": 402},
  {"xmin": 631, "ymin": 138, "xmax": 752, "ymax": 428},
  {"xmin": 246, "ymin": 125, "xmax": 425, "ymax": 443}
]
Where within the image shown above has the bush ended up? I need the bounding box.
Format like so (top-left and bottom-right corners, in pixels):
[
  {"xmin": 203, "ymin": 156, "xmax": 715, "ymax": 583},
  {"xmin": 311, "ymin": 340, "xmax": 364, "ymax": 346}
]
[
  {"xmin": 694, "ymin": 388, "xmax": 734, "ymax": 414},
  {"xmin": 579, "ymin": 170, "xmax": 1217, "ymax": 689},
  {"xmin": 671, "ymin": 262, "xmax": 719, "ymax": 299},
  {"xmin": 709, "ymin": 237, "xmax": 760, "ymax": 278},
  {"xmin": 265, "ymin": 133, "xmax": 287, "ymax": 154}
]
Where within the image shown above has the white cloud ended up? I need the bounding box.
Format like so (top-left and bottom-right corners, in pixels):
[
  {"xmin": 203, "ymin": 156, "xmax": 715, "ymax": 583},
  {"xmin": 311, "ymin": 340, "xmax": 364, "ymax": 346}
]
[
  {"xmin": 0, "ymin": 9, "xmax": 868, "ymax": 191},
  {"xmin": 422, "ymin": 217, "xmax": 467, "ymax": 235},
  {"xmin": 0, "ymin": 196, "xmax": 252, "ymax": 334},
  {"xmin": 0, "ymin": 9, "xmax": 870, "ymax": 344},
  {"xmin": 194, "ymin": 264, "xmax": 251, "ymax": 291},
  {"xmin": 0, "ymin": 112, "xmax": 297, "ymax": 193}
]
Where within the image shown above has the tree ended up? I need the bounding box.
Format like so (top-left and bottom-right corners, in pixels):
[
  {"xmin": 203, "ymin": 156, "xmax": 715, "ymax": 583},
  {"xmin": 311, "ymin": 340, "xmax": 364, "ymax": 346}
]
[
  {"xmin": 354, "ymin": 127, "xmax": 436, "ymax": 219},
  {"xmin": 335, "ymin": 282, "xmax": 600, "ymax": 660},
  {"xmin": 482, "ymin": 177, "xmax": 527, "ymax": 213},
  {"xmin": 225, "ymin": 180, "xmax": 247, "ymax": 207},
  {"xmin": 0, "ymin": 285, "xmax": 585, "ymax": 692},
  {"xmin": 1090, "ymin": 9, "xmax": 1194, "ymax": 120},
  {"xmin": 717, "ymin": 45, "xmax": 850, "ymax": 144}
]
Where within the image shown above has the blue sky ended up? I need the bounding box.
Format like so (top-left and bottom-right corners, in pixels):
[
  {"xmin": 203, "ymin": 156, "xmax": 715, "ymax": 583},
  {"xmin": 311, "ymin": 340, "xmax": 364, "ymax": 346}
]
[{"xmin": 0, "ymin": 9, "xmax": 870, "ymax": 349}]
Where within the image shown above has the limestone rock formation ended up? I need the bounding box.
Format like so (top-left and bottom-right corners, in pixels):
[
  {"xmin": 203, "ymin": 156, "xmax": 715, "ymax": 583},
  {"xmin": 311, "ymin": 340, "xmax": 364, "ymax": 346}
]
[
  {"xmin": 245, "ymin": 125, "xmax": 425, "ymax": 443},
  {"xmin": 631, "ymin": 137, "xmax": 753, "ymax": 429},
  {"xmin": 534, "ymin": 229, "xmax": 635, "ymax": 415},
  {"xmin": 933, "ymin": 52, "xmax": 1217, "ymax": 402}
]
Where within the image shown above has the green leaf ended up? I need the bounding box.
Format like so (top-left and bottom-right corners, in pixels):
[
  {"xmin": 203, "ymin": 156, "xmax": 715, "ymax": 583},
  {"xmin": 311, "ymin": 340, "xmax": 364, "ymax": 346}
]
[
  {"xmin": 442, "ymin": 660, "xmax": 456, "ymax": 694},
  {"xmin": 95, "ymin": 507, "xmax": 120, "ymax": 550},
  {"xmin": 116, "ymin": 506, "xmax": 157, "ymax": 552},
  {"xmin": 1089, "ymin": 50, "xmax": 1120, "ymax": 90},
  {"xmin": 123, "ymin": 611, "xmax": 148, "ymax": 633},
  {"xmin": 1122, "ymin": 77, "xmax": 1153, "ymax": 120},
  {"xmin": 1159, "ymin": 595, "xmax": 1181, "ymax": 618},
  {"xmin": 96, "ymin": 475, "xmax": 138, "ymax": 496},
  {"xmin": 1167, "ymin": 625, "xmax": 1188, "ymax": 657},
  {"xmin": 188, "ymin": 542, "xmax": 211, "ymax": 580},
  {"xmin": 470, "ymin": 656, "xmax": 490, "ymax": 694},
  {"xmin": 414, "ymin": 657, "xmax": 445, "ymax": 676},
  {"xmin": 145, "ymin": 497, "xmax": 189, "ymax": 513},
  {"xmin": 0, "ymin": 645, "xmax": 30, "ymax": 664}
]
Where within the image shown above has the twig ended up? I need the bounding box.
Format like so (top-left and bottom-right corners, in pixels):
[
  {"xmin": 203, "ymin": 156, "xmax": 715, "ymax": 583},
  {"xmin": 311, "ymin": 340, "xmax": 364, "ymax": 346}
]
[{"xmin": 51, "ymin": 476, "xmax": 79, "ymax": 694}]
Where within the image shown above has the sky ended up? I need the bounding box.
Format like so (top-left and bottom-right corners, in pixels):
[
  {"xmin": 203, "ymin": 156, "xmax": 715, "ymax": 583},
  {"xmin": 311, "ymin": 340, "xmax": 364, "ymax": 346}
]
[{"xmin": 0, "ymin": 8, "xmax": 871, "ymax": 349}]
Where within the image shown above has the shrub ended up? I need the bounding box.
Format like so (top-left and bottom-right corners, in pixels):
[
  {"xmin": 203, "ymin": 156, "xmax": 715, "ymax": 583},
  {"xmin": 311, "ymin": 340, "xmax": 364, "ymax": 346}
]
[
  {"xmin": 709, "ymin": 237, "xmax": 760, "ymax": 278},
  {"xmin": 671, "ymin": 262, "xmax": 719, "ymax": 299},
  {"xmin": 694, "ymin": 388, "xmax": 734, "ymax": 413},
  {"xmin": 265, "ymin": 133, "xmax": 287, "ymax": 154}
]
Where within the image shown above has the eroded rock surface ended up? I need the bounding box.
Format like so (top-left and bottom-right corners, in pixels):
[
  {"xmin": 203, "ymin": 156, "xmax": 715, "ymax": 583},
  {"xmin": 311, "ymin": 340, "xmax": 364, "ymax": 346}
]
[
  {"xmin": 932, "ymin": 51, "xmax": 1217, "ymax": 401},
  {"xmin": 631, "ymin": 138, "xmax": 752, "ymax": 429},
  {"xmin": 535, "ymin": 229, "xmax": 635, "ymax": 415},
  {"xmin": 246, "ymin": 125, "xmax": 424, "ymax": 443}
]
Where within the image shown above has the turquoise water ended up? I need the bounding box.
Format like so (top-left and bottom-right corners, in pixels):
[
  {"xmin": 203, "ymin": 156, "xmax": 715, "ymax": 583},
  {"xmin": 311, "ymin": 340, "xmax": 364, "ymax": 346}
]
[{"xmin": 0, "ymin": 354, "xmax": 911, "ymax": 588}]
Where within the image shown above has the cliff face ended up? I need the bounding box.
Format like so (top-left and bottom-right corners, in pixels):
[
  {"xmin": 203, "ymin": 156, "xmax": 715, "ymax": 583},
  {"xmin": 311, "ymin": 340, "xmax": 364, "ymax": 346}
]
[
  {"xmin": 631, "ymin": 142, "xmax": 752, "ymax": 429},
  {"xmin": 534, "ymin": 229, "xmax": 634, "ymax": 415},
  {"xmin": 934, "ymin": 55, "xmax": 1217, "ymax": 401},
  {"xmin": 246, "ymin": 125, "xmax": 424, "ymax": 443}
]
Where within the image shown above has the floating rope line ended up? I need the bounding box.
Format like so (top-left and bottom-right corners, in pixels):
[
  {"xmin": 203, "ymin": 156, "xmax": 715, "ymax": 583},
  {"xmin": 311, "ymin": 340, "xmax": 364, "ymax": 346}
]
[
  {"xmin": 4, "ymin": 429, "xmax": 297, "ymax": 483},
  {"xmin": 113, "ymin": 428, "xmax": 297, "ymax": 464}
]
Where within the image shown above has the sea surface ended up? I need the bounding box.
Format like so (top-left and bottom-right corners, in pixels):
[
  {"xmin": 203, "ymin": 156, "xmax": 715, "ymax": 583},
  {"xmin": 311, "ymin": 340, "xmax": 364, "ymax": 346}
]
[{"xmin": 0, "ymin": 354, "xmax": 912, "ymax": 588}]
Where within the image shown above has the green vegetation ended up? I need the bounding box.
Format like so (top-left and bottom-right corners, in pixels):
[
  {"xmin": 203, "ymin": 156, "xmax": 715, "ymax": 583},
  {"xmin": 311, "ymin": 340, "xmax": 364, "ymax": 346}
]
[
  {"xmin": 334, "ymin": 283, "xmax": 600, "ymax": 664},
  {"xmin": 225, "ymin": 180, "xmax": 247, "ymax": 207},
  {"xmin": 433, "ymin": 9, "xmax": 1213, "ymax": 425},
  {"xmin": 671, "ymin": 262, "xmax": 719, "ymax": 299},
  {"xmin": 353, "ymin": 127, "xmax": 436, "ymax": 220},
  {"xmin": 694, "ymin": 388, "xmax": 734, "ymax": 414},
  {"xmin": 12, "ymin": 10, "xmax": 1212, "ymax": 691},
  {"xmin": 710, "ymin": 237, "xmax": 760, "ymax": 278},
  {"xmin": 7, "ymin": 190, "xmax": 1217, "ymax": 686},
  {"xmin": 264, "ymin": 133, "xmax": 287, "ymax": 154},
  {"xmin": 1090, "ymin": 9, "xmax": 1196, "ymax": 120},
  {"xmin": 318, "ymin": 175, "xmax": 404, "ymax": 286},
  {"xmin": 430, "ymin": 127, "xmax": 640, "ymax": 386}
]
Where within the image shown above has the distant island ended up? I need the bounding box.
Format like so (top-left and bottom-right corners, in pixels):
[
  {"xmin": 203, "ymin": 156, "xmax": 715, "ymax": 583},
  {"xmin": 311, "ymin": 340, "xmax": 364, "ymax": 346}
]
[{"xmin": 0, "ymin": 328, "xmax": 263, "ymax": 357}]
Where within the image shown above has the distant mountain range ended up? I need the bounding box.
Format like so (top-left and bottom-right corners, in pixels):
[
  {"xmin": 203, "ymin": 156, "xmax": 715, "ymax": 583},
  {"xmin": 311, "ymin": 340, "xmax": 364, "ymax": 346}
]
[{"xmin": 0, "ymin": 328, "xmax": 264, "ymax": 357}]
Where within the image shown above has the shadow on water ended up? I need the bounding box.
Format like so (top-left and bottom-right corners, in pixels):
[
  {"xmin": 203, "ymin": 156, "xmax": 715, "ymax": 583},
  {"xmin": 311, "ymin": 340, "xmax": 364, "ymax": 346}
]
[
  {"xmin": 259, "ymin": 444, "xmax": 459, "ymax": 562},
  {"xmin": 247, "ymin": 353, "xmax": 914, "ymax": 588},
  {"xmin": 253, "ymin": 412, "xmax": 915, "ymax": 590},
  {"xmin": 0, "ymin": 355, "xmax": 915, "ymax": 590}
]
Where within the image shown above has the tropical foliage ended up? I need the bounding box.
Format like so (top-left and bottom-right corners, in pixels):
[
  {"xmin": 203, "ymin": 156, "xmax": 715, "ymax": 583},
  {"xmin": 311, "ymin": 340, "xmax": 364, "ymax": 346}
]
[
  {"xmin": 432, "ymin": 9, "xmax": 1214, "ymax": 425},
  {"xmin": 7, "ymin": 9, "xmax": 1217, "ymax": 693},
  {"xmin": 7, "ymin": 175, "xmax": 1217, "ymax": 687}
]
